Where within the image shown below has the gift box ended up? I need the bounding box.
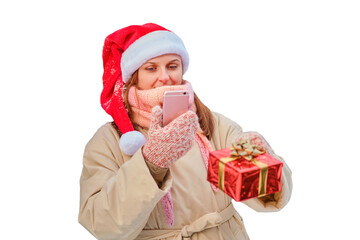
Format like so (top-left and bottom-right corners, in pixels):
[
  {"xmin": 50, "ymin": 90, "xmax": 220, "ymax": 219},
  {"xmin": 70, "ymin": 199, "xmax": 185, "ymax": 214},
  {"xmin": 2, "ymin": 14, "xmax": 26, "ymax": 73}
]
[{"xmin": 207, "ymin": 141, "xmax": 283, "ymax": 202}]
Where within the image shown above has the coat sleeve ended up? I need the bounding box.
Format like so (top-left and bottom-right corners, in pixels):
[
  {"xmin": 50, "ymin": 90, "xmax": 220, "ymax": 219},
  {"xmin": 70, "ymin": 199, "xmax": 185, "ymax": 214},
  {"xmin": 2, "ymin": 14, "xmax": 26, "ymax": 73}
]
[
  {"xmin": 212, "ymin": 112, "xmax": 292, "ymax": 212},
  {"xmin": 78, "ymin": 124, "xmax": 173, "ymax": 240}
]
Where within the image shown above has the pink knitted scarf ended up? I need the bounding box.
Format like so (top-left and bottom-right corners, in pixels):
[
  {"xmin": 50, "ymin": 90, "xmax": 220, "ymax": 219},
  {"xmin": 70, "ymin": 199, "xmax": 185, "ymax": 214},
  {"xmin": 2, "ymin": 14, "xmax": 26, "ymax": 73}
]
[
  {"xmin": 128, "ymin": 81, "xmax": 195, "ymax": 127},
  {"xmin": 128, "ymin": 81, "xmax": 218, "ymax": 226}
]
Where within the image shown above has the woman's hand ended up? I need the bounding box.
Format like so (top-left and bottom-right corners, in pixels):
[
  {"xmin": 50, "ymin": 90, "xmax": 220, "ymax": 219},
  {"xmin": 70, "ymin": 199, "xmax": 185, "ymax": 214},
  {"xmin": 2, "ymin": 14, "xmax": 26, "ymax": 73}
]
[{"xmin": 142, "ymin": 106, "xmax": 200, "ymax": 168}]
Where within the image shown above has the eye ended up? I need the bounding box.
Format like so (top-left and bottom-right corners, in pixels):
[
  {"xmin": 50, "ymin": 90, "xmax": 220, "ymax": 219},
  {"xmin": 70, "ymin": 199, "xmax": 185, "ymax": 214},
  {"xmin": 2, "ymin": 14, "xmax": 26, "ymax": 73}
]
[
  {"xmin": 145, "ymin": 66, "xmax": 156, "ymax": 71},
  {"xmin": 168, "ymin": 64, "xmax": 178, "ymax": 70}
]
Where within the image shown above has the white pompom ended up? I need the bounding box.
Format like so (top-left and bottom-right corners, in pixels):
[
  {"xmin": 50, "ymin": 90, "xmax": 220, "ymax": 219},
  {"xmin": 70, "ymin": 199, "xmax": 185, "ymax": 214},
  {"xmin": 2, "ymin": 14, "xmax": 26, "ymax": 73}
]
[{"xmin": 119, "ymin": 131, "xmax": 147, "ymax": 156}]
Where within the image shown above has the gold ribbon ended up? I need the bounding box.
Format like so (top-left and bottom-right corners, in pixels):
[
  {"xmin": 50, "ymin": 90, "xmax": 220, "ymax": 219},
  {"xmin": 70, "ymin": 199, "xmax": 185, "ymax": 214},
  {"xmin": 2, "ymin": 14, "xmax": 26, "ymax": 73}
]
[{"xmin": 218, "ymin": 139, "xmax": 269, "ymax": 197}]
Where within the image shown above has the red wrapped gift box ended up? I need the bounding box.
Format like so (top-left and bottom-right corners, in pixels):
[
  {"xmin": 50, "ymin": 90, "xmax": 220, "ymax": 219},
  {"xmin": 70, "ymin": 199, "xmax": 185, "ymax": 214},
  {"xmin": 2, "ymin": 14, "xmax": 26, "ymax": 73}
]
[{"xmin": 207, "ymin": 148, "xmax": 283, "ymax": 202}]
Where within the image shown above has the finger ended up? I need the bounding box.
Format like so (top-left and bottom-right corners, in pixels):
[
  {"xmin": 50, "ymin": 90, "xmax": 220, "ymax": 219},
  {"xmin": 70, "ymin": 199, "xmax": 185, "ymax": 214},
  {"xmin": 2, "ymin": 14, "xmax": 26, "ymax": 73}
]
[{"xmin": 149, "ymin": 105, "xmax": 163, "ymax": 130}]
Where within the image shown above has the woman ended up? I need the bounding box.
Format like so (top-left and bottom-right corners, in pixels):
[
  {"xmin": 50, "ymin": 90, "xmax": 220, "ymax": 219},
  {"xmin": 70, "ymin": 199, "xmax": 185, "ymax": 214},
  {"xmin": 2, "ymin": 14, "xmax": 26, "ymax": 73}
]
[{"xmin": 78, "ymin": 23, "xmax": 292, "ymax": 240}]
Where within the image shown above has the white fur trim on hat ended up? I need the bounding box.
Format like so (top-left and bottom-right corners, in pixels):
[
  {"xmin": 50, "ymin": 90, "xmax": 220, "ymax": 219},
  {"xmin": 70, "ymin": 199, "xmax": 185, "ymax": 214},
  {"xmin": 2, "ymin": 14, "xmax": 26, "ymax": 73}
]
[
  {"xmin": 121, "ymin": 30, "xmax": 189, "ymax": 83},
  {"xmin": 119, "ymin": 131, "xmax": 147, "ymax": 156}
]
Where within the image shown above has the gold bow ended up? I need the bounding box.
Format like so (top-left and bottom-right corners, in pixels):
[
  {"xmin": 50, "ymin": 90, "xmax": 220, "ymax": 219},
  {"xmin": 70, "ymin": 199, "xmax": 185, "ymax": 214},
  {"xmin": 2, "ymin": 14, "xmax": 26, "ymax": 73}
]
[
  {"xmin": 231, "ymin": 139, "xmax": 266, "ymax": 161},
  {"xmin": 218, "ymin": 139, "xmax": 268, "ymax": 198}
]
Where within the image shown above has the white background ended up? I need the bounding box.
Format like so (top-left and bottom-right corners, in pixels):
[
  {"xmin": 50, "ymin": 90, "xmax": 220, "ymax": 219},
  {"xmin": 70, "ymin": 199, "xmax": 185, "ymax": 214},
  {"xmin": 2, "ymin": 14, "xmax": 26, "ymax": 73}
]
[{"xmin": 1, "ymin": 0, "xmax": 359, "ymax": 239}]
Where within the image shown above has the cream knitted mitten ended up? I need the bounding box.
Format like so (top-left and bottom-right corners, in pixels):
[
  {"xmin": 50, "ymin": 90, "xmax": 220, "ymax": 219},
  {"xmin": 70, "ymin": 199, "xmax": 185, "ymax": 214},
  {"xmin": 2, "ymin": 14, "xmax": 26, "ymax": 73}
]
[{"xmin": 142, "ymin": 106, "xmax": 199, "ymax": 168}]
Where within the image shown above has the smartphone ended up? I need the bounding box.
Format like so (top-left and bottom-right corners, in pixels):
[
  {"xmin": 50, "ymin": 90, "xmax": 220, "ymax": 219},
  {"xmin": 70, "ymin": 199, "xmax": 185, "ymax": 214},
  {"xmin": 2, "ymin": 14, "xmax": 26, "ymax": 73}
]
[{"xmin": 162, "ymin": 90, "xmax": 190, "ymax": 127}]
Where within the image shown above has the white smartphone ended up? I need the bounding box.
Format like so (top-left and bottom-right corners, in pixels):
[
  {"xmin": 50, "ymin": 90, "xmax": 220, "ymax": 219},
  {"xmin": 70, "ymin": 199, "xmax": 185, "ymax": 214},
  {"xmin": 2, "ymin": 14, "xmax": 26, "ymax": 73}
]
[{"xmin": 162, "ymin": 90, "xmax": 190, "ymax": 127}]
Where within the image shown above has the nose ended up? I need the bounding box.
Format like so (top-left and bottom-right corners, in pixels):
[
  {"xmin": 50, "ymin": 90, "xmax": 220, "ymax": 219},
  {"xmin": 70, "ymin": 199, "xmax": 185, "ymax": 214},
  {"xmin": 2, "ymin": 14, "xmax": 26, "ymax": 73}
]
[{"xmin": 158, "ymin": 68, "xmax": 170, "ymax": 84}]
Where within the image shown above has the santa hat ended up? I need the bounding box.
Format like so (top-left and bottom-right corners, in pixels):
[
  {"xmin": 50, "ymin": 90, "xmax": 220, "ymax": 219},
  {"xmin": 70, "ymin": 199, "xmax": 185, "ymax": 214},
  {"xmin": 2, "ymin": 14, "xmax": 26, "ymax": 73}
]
[{"xmin": 100, "ymin": 23, "xmax": 189, "ymax": 155}]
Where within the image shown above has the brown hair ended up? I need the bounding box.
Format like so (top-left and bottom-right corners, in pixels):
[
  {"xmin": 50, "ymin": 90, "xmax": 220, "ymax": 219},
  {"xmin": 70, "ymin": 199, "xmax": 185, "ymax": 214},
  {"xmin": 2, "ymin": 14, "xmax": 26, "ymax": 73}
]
[{"xmin": 114, "ymin": 71, "xmax": 215, "ymax": 140}]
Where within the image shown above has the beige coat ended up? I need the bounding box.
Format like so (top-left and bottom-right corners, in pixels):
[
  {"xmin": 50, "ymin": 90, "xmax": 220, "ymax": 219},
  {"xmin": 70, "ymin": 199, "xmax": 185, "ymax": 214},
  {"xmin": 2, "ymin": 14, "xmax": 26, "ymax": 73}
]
[{"xmin": 78, "ymin": 112, "xmax": 292, "ymax": 240}]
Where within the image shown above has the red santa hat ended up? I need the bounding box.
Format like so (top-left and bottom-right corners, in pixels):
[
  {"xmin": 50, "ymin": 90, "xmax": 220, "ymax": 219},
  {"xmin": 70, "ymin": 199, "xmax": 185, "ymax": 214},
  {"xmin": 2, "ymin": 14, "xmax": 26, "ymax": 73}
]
[{"xmin": 100, "ymin": 23, "xmax": 189, "ymax": 155}]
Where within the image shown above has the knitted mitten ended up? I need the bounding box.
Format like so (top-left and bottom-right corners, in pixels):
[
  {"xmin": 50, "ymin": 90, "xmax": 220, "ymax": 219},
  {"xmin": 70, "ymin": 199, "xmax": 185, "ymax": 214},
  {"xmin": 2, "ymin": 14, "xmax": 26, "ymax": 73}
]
[
  {"xmin": 142, "ymin": 106, "xmax": 199, "ymax": 168},
  {"xmin": 235, "ymin": 131, "xmax": 274, "ymax": 155}
]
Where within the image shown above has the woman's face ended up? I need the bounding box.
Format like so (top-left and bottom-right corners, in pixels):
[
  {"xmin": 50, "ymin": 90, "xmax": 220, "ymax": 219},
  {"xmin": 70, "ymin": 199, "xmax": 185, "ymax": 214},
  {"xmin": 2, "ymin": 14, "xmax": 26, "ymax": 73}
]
[{"xmin": 137, "ymin": 54, "xmax": 183, "ymax": 90}]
